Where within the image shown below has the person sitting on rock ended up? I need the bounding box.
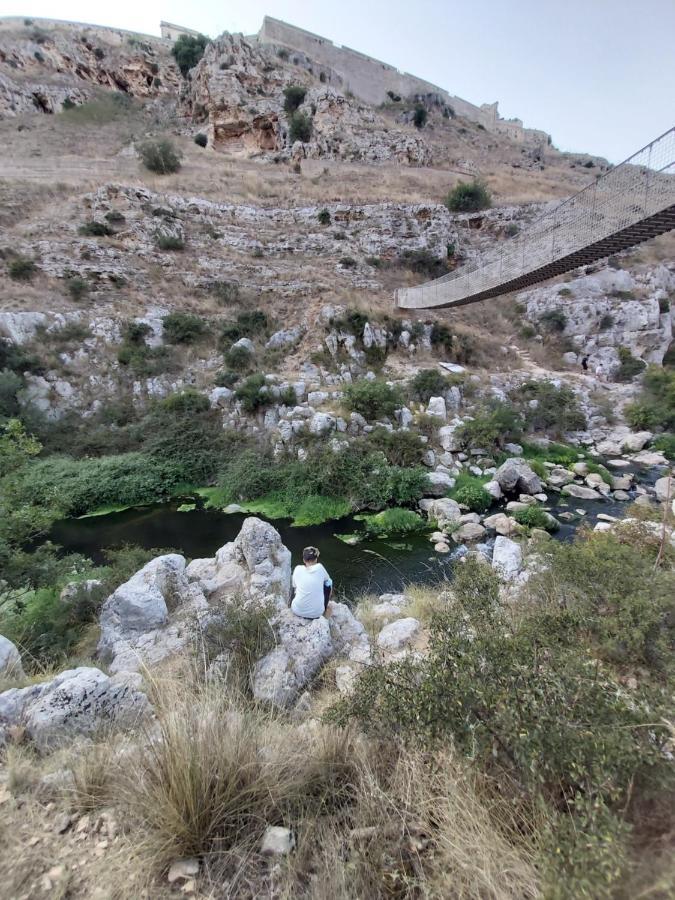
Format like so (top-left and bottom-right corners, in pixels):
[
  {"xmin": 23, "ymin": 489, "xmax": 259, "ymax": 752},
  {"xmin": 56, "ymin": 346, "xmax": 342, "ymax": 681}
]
[{"xmin": 290, "ymin": 546, "xmax": 333, "ymax": 619}]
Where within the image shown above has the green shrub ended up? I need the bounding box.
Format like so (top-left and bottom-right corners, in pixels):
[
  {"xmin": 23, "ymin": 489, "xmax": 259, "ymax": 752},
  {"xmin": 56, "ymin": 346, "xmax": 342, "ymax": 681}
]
[
  {"xmin": 445, "ymin": 179, "xmax": 491, "ymax": 213},
  {"xmin": 512, "ymin": 380, "xmax": 586, "ymax": 434},
  {"xmin": 214, "ymin": 370, "xmax": 240, "ymax": 388},
  {"xmin": 220, "ymin": 310, "xmax": 269, "ymax": 344},
  {"xmin": 652, "ymin": 433, "xmax": 675, "ymax": 459},
  {"xmin": 224, "ymin": 344, "xmax": 253, "ymax": 372},
  {"xmin": 339, "ymin": 256, "xmax": 357, "ymax": 269},
  {"xmin": 105, "ymin": 210, "xmax": 126, "ymax": 226},
  {"xmin": 412, "ymin": 105, "xmax": 428, "ymax": 129},
  {"xmin": 317, "ymin": 208, "xmax": 331, "ymax": 226},
  {"xmin": 194, "ymin": 132, "xmax": 208, "ymax": 147},
  {"xmin": 162, "ymin": 312, "xmax": 207, "ymax": 345},
  {"xmin": 599, "ymin": 313, "xmax": 614, "ymax": 329},
  {"xmin": 658, "ymin": 296, "xmax": 671, "ymax": 313},
  {"xmin": 409, "ymin": 368, "xmax": 449, "ymax": 403},
  {"xmin": 0, "ymin": 370, "xmax": 23, "ymax": 421},
  {"xmin": 8, "ymin": 256, "xmax": 37, "ymax": 281},
  {"xmin": 283, "ymin": 85, "xmax": 307, "ymax": 114},
  {"xmin": 451, "ymin": 475, "xmax": 492, "ymax": 513},
  {"xmin": 172, "ymin": 33, "xmax": 208, "ymax": 76},
  {"xmin": 344, "ymin": 380, "xmax": 402, "ymax": 420},
  {"xmin": 361, "ymin": 507, "xmax": 425, "ymax": 537},
  {"xmin": 366, "ymin": 427, "xmax": 426, "ymax": 467},
  {"xmin": 625, "ymin": 368, "xmax": 675, "ymax": 431},
  {"xmin": 513, "ymin": 505, "xmax": 556, "ymax": 531},
  {"xmin": 155, "ymin": 233, "xmax": 185, "ymax": 251},
  {"xmin": 288, "ymin": 111, "xmax": 312, "ymax": 143},
  {"xmin": 398, "ymin": 249, "xmax": 447, "ymax": 279},
  {"xmin": 66, "ymin": 276, "xmax": 88, "ymax": 301},
  {"xmin": 456, "ymin": 402, "xmax": 523, "ymax": 452},
  {"xmin": 138, "ymin": 139, "xmax": 182, "ymax": 174},
  {"xmin": 538, "ymin": 309, "xmax": 567, "ymax": 333},
  {"xmin": 78, "ymin": 221, "xmax": 113, "ymax": 237},
  {"xmin": 614, "ymin": 346, "xmax": 646, "ymax": 382},
  {"xmin": 235, "ymin": 374, "xmax": 271, "ymax": 412},
  {"xmin": 330, "ymin": 308, "xmax": 367, "ymax": 335}
]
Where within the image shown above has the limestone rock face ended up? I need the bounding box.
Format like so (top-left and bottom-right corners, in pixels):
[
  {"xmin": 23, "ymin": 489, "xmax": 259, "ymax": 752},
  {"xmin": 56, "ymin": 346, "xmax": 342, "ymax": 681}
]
[
  {"xmin": 0, "ymin": 667, "xmax": 151, "ymax": 751},
  {"xmin": 0, "ymin": 635, "xmax": 24, "ymax": 678},
  {"xmin": 495, "ymin": 458, "xmax": 542, "ymax": 495},
  {"xmin": 228, "ymin": 516, "xmax": 292, "ymax": 602},
  {"xmin": 377, "ymin": 618, "xmax": 420, "ymax": 653}
]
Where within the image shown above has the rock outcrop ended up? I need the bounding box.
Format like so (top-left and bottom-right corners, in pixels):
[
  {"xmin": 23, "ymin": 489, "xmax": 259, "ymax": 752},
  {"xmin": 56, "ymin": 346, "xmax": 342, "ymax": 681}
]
[
  {"xmin": 0, "ymin": 634, "xmax": 24, "ymax": 678},
  {"xmin": 0, "ymin": 666, "xmax": 151, "ymax": 750}
]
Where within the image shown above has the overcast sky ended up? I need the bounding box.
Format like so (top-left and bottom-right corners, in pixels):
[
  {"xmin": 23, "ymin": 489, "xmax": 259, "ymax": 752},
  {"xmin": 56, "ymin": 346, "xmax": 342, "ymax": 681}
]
[{"xmin": 6, "ymin": 0, "xmax": 674, "ymax": 162}]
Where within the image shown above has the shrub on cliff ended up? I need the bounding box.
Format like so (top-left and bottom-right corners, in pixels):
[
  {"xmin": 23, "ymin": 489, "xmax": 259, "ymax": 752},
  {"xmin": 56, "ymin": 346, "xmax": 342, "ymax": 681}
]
[
  {"xmin": 614, "ymin": 346, "xmax": 646, "ymax": 382},
  {"xmin": 345, "ymin": 380, "xmax": 402, "ymax": 421},
  {"xmin": 137, "ymin": 139, "xmax": 182, "ymax": 174},
  {"xmin": 8, "ymin": 255, "xmax": 37, "ymax": 280},
  {"xmin": 413, "ymin": 105, "xmax": 428, "ymax": 129},
  {"xmin": 288, "ymin": 111, "xmax": 312, "ymax": 143},
  {"xmin": 283, "ymin": 85, "xmax": 307, "ymax": 114},
  {"xmin": 410, "ymin": 369, "xmax": 449, "ymax": 403},
  {"xmin": 445, "ymin": 179, "xmax": 492, "ymax": 213},
  {"xmin": 162, "ymin": 312, "xmax": 207, "ymax": 345},
  {"xmin": 625, "ymin": 366, "xmax": 675, "ymax": 431},
  {"xmin": 511, "ymin": 380, "xmax": 586, "ymax": 434},
  {"xmin": 171, "ymin": 33, "xmax": 208, "ymax": 76}
]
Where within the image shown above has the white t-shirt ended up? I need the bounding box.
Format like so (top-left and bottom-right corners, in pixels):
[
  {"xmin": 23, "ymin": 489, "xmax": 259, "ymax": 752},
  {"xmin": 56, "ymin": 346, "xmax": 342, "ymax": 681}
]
[{"xmin": 291, "ymin": 563, "xmax": 332, "ymax": 619}]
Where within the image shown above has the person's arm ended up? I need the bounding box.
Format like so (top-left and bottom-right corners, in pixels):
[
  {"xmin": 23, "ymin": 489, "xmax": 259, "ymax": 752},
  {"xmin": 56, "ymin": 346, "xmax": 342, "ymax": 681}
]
[
  {"xmin": 322, "ymin": 569, "xmax": 333, "ymax": 611},
  {"xmin": 290, "ymin": 568, "xmax": 297, "ymax": 605}
]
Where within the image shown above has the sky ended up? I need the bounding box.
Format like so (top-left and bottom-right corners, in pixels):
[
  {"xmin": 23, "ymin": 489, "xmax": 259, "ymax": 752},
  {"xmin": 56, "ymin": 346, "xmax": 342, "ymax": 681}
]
[{"xmin": 4, "ymin": 0, "xmax": 674, "ymax": 163}]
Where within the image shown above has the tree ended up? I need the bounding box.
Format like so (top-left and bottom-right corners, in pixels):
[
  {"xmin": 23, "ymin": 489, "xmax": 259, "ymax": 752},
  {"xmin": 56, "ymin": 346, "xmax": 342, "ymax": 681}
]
[
  {"xmin": 445, "ymin": 179, "xmax": 492, "ymax": 213},
  {"xmin": 171, "ymin": 34, "xmax": 209, "ymax": 77}
]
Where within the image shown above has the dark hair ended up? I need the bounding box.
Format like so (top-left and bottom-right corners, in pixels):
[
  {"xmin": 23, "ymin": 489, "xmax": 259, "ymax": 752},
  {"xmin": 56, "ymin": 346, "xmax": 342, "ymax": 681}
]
[{"xmin": 302, "ymin": 546, "xmax": 320, "ymax": 562}]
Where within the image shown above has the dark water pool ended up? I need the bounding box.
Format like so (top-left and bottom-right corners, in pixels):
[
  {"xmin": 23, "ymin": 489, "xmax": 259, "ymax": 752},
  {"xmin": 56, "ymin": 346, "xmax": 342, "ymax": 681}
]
[{"xmin": 50, "ymin": 505, "xmax": 454, "ymax": 600}]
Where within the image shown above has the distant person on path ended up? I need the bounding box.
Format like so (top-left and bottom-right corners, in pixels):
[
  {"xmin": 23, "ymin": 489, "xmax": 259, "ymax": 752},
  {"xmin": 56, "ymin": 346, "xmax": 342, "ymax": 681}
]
[
  {"xmin": 595, "ymin": 363, "xmax": 605, "ymax": 381},
  {"xmin": 581, "ymin": 355, "xmax": 589, "ymax": 372},
  {"xmin": 290, "ymin": 547, "xmax": 333, "ymax": 619}
]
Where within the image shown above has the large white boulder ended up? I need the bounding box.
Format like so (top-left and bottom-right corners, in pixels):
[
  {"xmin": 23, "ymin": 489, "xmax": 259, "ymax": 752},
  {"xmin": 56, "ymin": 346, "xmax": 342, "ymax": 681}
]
[
  {"xmin": 492, "ymin": 536, "xmax": 523, "ymax": 581},
  {"xmin": 228, "ymin": 517, "xmax": 292, "ymax": 602},
  {"xmin": 426, "ymin": 497, "xmax": 462, "ymax": 530},
  {"xmin": 495, "ymin": 458, "xmax": 542, "ymax": 495},
  {"xmin": 0, "ymin": 635, "xmax": 24, "ymax": 679},
  {"xmin": 0, "ymin": 667, "xmax": 151, "ymax": 751},
  {"xmin": 426, "ymin": 396, "xmax": 447, "ymax": 420},
  {"xmin": 377, "ymin": 618, "xmax": 420, "ymax": 652},
  {"xmin": 424, "ymin": 471, "xmax": 455, "ymax": 496},
  {"xmin": 655, "ymin": 476, "xmax": 674, "ymax": 503},
  {"xmin": 562, "ymin": 483, "xmax": 601, "ymax": 500}
]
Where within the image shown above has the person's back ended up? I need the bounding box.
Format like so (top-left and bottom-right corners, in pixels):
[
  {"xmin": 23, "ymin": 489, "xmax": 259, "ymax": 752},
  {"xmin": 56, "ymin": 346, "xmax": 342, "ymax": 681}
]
[{"xmin": 290, "ymin": 547, "xmax": 332, "ymax": 619}]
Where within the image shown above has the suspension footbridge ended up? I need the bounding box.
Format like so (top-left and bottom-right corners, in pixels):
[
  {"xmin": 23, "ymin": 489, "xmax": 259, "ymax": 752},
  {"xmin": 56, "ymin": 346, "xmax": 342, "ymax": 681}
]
[{"xmin": 396, "ymin": 127, "xmax": 675, "ymax": 310}]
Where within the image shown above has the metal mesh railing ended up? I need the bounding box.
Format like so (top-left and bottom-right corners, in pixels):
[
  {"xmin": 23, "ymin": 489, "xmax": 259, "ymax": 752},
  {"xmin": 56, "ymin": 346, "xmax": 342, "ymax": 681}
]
[{"xmin": 396, "ymin": 126, "xmax": 675, "ymax": 309}]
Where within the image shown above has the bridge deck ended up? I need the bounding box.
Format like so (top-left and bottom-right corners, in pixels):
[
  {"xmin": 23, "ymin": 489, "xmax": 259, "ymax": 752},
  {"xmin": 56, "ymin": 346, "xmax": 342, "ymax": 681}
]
[{"xmin": 396, "ymin": 127, "xmax": 675, "ymax": 310}]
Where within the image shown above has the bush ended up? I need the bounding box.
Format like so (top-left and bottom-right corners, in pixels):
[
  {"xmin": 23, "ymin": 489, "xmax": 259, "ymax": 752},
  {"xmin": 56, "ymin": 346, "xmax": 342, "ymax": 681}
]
[
  {"xmin": 513, "ymin": 505, "xmax": 556, "ymax": 531},
  {"xmin": 398, "ymin": 249, "xmax": 447, "ymax": 279},
  {"xmin": 66, "ymin": 276, "xmax": 88, "ymax": 301},
  {"xmin": 220, "ymin": 310, "xmax": 269, "ymax": 344},
  {"xmin": 171, "ymin": 33, "xmax": 208, "ymax": 76},
  {"xmin": 7, "ymin": 256, "xmax": 37, "ymax": 281},
  {"xmin": 235, "ymin": 374, "xmax": 271, "ymax": 412},
  {"xmin": 283, "ymin": 85, "xmax": 307, "ymax": 114},
  {"xmin": 208, "ymin": 280, "xmax": 240, "ymax": 305},
  {"xmin": 288, "ymin": 111, "xmax": 312, "ymax": 143},
  {"xmin": 512, "ymin": 380, "xmax": 586, "ymax": 434},
  {"xmin": 413, "ymin": 105, "xmax": 428, "ymax": 128},
  {"xmin": 410, "ymin": 369, "xmax": 449, "ymax": 403},
  {"xmin": 538, "ymin": 309, "xmax": 567, "ymax": 333},
  {"xmin": 78, "ymin": 221, "xmax": 113, "ymax": 237},
  {"xmin": 137, "ymin": 139, "xmax": 182, "ymax": 174},
  {"xmin": 366, "ymin": 427, "xmax": 426, "ymax": 467},
  {"xmin": 0, "ymin": 370, "xmax": 23, "ymax": 421},
  {"xmin": 317, "ymin": 208, "xmax": 331, "ymax": 226},
  {"xmin": 214, "ymin": 370, "xmax": 240, "ymax": 388},
  {"xmin": 599, "ymin": 313, "xmax": 614, "ymax": 330},
  {"xmin": 344, "ymin": 380, "xmax": 402, "ymax": 421},
  {"xmin": 155, "ymin": 233, "xmax": 185, "ymax": 251},
  {"xmin": 456, "ymin": 402, "xmax": 523, "ymax": 452},
  {"xmin": 652, "ymin": 433, "xmax": 675, "ymax": 459},
  {"xmin": 451, "ymin": 475, "xmax": 492, "ymax": 513},
  {"xmin": 445, "ymin": 179, "xmax": 491, "ymax": 213},
  {"xmin": 162, "ymin": 312, "xmax": 206, "ymax": 345},
  {"xmin": 362, "ymin": 507, "xmax": 426, "ymax": 538},
  {"xmin": 614, "ymin": 346, "xmax": 646, "ymax": 382},
  {"xmin": 193, "ymin": 132, "xmax": 208, "ymax": 147},
  {"xmin": 625, "ymin": 366, "xmax": 675, "ymax": 431},
  {"xmin": 224, "ymin": 344, "xmax": 254, "ymax": 372}
]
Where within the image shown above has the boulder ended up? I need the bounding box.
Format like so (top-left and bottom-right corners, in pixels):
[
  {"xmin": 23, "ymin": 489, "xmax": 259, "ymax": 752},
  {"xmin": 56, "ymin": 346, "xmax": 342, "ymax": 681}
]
[
  {"xmin": 561, "ymin": 484, "xmax": 601, "ymax": 500},
  {"xmin": 224, "ymin": 517, "xmax": 292, "ymax": 602},
  {"xmin": 425, "ymin": 497, "xmax": 462, "ymax": 529},
  {"xmin": 0, "ymin": 667, "xmax": 151, "ymax": 751},
  {"xmin": 309, "ymin": 412, "xmax": 336, "ymax": 435},
  {"xmin": 377, "ymin": 618, "xmax": 420, "ymax": 652},
  {"xmin": 438, "ymin": 424, "xmax": 462, "ymax": 452},
  {"xmin": 655, "ymin": 476, "xmax": 675, "ymax": 503},
  {"xmin": 621, "ymin": 431, "xmax": 653, "ymax": 452},
  {"xmin": 426, "ymin": 397, "xmax": 447, "ymax": 420},
  {"xmin": 484, "ymin": 513, "xmax": 519, "ymax": 536},
  {"xmin": 495, "ymin": 458, "xmax": 542, "ymax": 495},
  {"xmin": 252, "ymin": 610, "xmax": 333, "ymax": 707},
  {"xmin": 491, "ymin": 536, "xmax": 523, "ymax": 581},
  {"xmin": 483, "ymin": 479, "xmax": 503, "ymax": 500},
  {"xmin": 0, "ymin": 635, "xmax": 24, "ymax": 679},
  {"xmin": 424, "ymin": 471, "xmax": 455, "ymax": 496},
  {"xmin": 265, "ymin": 327, "xmax": 304, "ymax": 351},
  {"xmin": 59, "ymin": 579, "xmax": 103, "ymax": 605},
  {"xmin": 453, "ymin": 522, "xmax": 486, "ymax": 542}
]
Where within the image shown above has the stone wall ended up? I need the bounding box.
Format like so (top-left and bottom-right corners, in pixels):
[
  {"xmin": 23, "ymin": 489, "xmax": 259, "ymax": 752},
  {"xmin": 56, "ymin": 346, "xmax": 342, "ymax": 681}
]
[
  {"xmin": 160, "ymin": 21, "xmax": 202, "ymax": 42},
  {"xmin": 256, "ymin": 16, "xmax": 547, "ymax": 145}
]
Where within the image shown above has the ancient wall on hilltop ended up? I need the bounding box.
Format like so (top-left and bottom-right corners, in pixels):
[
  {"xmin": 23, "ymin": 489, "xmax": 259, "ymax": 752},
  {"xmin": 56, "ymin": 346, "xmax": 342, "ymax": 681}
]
[{"xmin": 257, "ymin": 16, "xmax": 547, "ymax": 144}]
